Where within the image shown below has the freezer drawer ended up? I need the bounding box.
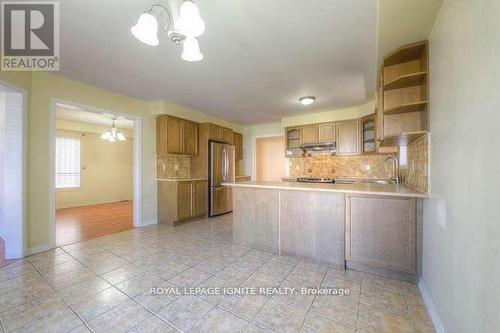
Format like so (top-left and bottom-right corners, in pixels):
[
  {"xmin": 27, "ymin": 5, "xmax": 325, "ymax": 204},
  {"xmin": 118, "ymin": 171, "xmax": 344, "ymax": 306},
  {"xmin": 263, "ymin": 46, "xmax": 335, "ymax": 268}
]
[{"xmin": 210, "ymin": 186, "xmax": 232, "ymax": 216}]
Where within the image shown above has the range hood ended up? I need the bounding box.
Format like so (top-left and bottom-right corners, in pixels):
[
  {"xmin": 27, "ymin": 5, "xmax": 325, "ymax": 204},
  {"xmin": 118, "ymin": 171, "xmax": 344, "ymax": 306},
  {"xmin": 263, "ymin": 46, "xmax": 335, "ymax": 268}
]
[{"xmin": 300, "ymin": 142, "xmax": 336, "ymax": 156}]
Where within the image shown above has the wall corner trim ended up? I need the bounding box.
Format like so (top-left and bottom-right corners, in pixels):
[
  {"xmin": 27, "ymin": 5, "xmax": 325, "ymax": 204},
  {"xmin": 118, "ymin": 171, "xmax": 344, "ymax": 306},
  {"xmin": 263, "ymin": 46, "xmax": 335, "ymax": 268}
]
[
  {"xmin": 418, "ymin": 278, "xmax": 446, "ymax": 333},
  {"xmin": 141, "ymin": 218, "xmax": 158, "ymax": 227},
  {"xmin": 27, "ymin": 244, "xmax": 51, "ymax": 256}
]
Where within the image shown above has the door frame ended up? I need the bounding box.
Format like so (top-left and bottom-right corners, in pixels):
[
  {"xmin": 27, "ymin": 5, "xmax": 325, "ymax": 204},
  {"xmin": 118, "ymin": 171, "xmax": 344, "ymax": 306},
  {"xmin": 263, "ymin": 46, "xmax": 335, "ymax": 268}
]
[
  {"xmin": 0, "ymin": 79, "xmax": 28, "ymax": 258},
  {"xmin": 253, "ymin": 134, "xmax": 286, "ymax": 181},
  {"xmin": 49, "ymin": 98, "xmax": 142, "ymax": 248}
]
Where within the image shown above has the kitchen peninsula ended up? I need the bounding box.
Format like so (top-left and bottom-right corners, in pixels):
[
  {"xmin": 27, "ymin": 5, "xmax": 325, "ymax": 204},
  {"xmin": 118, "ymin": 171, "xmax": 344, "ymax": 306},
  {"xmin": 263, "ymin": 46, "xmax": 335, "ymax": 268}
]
[{"xmin": 223, "ymin": 180, "xmax": 427, "ymax": 281}]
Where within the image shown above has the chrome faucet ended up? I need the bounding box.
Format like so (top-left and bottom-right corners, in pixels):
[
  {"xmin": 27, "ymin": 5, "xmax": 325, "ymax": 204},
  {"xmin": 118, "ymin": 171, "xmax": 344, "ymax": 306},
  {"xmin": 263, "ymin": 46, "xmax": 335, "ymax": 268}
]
[{"xmin": 384, "ymin": 156, "xmax": 400, "ymax": 184}]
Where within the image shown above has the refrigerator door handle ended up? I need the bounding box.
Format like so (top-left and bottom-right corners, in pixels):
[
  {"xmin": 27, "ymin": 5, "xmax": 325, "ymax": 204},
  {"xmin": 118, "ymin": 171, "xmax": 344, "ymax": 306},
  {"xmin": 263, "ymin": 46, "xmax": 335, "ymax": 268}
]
[
  {"xmin": 222, "ymin": 147, "xmax": 228, "ymax": 182},
  {"xmin": 225, "ymin": 149, "xmax": 229, "ymax": 181}
]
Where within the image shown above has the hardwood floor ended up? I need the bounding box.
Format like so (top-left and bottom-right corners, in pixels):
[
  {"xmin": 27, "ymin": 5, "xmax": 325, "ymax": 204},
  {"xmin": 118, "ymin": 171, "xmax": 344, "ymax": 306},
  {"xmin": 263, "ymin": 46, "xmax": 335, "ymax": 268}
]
[{"xmin": 56, "ymin": 200, "xmax": 133, "ymax": 247}]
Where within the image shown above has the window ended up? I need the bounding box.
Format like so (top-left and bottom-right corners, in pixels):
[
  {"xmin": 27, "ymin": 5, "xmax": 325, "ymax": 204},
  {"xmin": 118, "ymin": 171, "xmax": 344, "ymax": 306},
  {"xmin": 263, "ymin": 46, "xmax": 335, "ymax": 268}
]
[
  {"xmin": 55, "ymin": 136, "xmax": 81, "ymax": 189},
  {"xmin": 399, "ymin": 145, "xmax": 408, "ymax": 168}
]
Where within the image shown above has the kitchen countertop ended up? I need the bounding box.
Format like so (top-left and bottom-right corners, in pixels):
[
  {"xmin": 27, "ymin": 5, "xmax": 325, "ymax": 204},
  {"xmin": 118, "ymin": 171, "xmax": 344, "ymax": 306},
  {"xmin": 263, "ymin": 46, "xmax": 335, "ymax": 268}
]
[
  {"xmin": 157, "ymin": 178, "xmax": 208, "ymax": 182},
  {"xmin": 235, "ymin": 175, "xmax": 251, "ymax": 179},
  {"xmin": 223, "ymin": 181, "xmax": 428, "ymax": 198}
]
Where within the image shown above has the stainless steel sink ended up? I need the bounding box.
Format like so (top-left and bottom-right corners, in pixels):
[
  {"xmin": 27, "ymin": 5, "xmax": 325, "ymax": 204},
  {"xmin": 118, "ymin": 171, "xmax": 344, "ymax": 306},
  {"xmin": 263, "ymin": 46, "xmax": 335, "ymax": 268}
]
[{"xmin": 359, "ymin": 179, "xmax": 391, "ymax": 185}]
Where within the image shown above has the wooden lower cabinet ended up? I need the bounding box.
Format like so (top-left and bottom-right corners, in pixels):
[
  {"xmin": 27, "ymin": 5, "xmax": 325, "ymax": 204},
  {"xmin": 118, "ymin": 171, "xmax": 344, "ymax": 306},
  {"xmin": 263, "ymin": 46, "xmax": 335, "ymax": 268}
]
[
  {"xmin": 345, "ymin": 194, "xmax": 416, "ymax": 274},
  {"xmin": 158, "ymin": 180, "xmax": 207, "ymax": 224},
  {"xmin": 194, "ymin": 180, "xmax": 207, "ymax": 216},
  {"xmin": 233, "ymin": 187, "xmax": 280, "ymax": 253},
  {"xmin": 280, "ymin": 191, "xmax": 345, "ymax": 267},
  {"xmin": 177, "ymin": 181, "xmax": 194, "ymax": 221}
]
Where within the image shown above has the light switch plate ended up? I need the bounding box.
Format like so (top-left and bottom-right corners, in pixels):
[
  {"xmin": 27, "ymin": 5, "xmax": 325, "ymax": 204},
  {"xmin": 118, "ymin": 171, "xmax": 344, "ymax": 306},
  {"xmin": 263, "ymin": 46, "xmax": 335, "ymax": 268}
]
[{"xmin": 436, "ymin": 199, "xmax": 447, "ymax": 229}]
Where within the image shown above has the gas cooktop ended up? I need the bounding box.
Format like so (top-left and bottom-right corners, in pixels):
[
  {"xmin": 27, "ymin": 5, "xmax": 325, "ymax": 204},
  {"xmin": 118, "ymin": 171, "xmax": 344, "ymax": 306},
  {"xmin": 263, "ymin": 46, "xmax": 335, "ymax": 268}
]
[{"xmin": 296, "ymin": 177, "xmax": 335, "ymax": 184}]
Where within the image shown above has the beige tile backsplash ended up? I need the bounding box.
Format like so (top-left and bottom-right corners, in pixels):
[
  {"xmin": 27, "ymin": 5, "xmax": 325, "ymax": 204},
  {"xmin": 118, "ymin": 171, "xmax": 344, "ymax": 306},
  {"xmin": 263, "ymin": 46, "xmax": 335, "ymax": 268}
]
[
  {"xmin": 157, "ymin": 155, "xmax": 191, "ymax": 178},
  {"xmin": 401, "ymin": 134, "xmax": 428, "ymax": 193},
  {"xmin": 289, "ymin": 154, "xmax": 395, "ymax": 179}
]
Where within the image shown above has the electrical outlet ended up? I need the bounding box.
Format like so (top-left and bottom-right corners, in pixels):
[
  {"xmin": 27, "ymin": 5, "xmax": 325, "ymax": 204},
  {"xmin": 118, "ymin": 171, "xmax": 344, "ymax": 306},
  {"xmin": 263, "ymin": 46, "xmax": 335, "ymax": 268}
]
[
  {"xmin": 174, "ymin": 164, "xmax": 179, "ymax": 171},
  {"xmin": 364, "ymin": 164, "xmax": 371, "ymax": 171},
  {"xmin": 162, "ymin": 163, "xmax": 167, "ymax": 171}
]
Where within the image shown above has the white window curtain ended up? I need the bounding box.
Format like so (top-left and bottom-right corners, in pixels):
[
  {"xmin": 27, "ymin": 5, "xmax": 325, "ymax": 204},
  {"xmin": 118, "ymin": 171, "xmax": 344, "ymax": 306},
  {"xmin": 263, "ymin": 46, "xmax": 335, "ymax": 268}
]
[{"xmin": 55, "ymin": 136, "xmax": 81, "ymax": 189}]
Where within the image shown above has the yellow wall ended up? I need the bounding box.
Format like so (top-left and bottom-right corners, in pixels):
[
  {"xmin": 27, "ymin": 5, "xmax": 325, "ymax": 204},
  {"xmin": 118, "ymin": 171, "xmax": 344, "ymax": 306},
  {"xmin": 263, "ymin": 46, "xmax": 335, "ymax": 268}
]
[
  {"xmin": 151, "ymin": 101, "xmax": 243, "ymax": 133},
  {"xmin": 56, "ymin": 119, "xmax": 134, "ymax": 138},
  {"xmin": 280, "ymin": 101, "xmax": 375, "ymax": 127},
  {"xmin": 0, "ymin": 71, "xmax": 240, "ymax": 252},
  {"xmin": 242, "ymin": 102, "xmax": 377, "ymax": 178},
  {"xmin": 55, "ymin": 128, "xmax": 133, "ymax": 209},
  {"xmin": 26, "ymin": 72, "xmax": 153, "ymax": 250}
]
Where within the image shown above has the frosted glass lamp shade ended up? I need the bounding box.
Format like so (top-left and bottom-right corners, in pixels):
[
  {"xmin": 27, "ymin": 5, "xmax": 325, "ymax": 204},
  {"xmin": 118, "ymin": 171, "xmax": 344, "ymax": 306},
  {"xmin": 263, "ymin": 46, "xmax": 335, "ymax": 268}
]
[
  {"xmin": 177, "ymin": 0, "xmax": 205, "ymax": 37},
  {"xmin": 181, "ymin": 37, "xmax": 203, "ymax": 61},
  {"xmin": 131, "ymin": 12, "xmax": 159, "ymax": 46}
]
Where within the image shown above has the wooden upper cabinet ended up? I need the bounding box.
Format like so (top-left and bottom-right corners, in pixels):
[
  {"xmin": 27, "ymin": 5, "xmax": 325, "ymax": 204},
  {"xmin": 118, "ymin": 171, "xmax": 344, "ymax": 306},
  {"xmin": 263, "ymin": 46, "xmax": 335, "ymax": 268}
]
[
  {"xmin": 336, "ymin": 119, "xmax": 360, "ymax": 155},
  {"xmin": 156, "ymin": 115, "xmax": 199, "ymax": 156},
  {"xmin": 361, "ymin": 114, "xmax": 376, "ymax": 154},
  {"xmin": 209, "ymin": 123, "xmax": 223, "ymax": 141},
  {"xmin": 318, "ymin": 122, "xmax": 336, "ymax": 143},
  {"xmin": 301, "ymin": 124, "xmax": 319, "ymax": 144},
  {"xmin": 183, "ymin": 120, "xmax": 198, "ymax": 155},
  {"xmin": 223, "ymin": 128, "xmax": 233, "ymax": 144},
  {"xmin": 285, "ymin": 127, "xmax": 302, "ymax": 158},
  {"xmin": 208, "ymin": 123, "xmax": 233, "ymax": 144},
  {"xmin": 233, "ymin": 132, "xmax": 243, "ymax": 160},
  {"xmin": 166, "ymin": 117, "xmax": 183, "ymax": 154},
  {"xmin": 156, "ymin": 115, "xmax": 168, "ymax": 156}
]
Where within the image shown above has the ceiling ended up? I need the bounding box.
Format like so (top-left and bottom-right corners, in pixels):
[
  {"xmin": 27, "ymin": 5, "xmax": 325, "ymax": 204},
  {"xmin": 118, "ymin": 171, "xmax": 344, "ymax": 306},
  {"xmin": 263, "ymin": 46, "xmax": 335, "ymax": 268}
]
[
  {"xmin": 58, "ymin": 0, "xmax": 378, "ymax": 125},
  {"xmin": 56, "ymin": 105, "xmax": 134, "ymax": 129},
  {"xmin": 378, "ymin": 0, "xmax": 443, "ymax": 64}
]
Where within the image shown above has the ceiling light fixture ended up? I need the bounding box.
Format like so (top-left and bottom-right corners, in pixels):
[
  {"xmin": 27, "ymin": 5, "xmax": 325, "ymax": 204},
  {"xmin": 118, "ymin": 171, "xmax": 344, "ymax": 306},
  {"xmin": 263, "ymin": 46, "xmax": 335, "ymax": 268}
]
[
  {"xmin": 299, "ymin": 96, "xmax": 316, "ymax": 106},
  {"xmin": 131, "ymin": 1, "xmax": 205, "ymax": 61},
  {"xmin": 101, "ymin": 118, "xmax": 126, "ymax": 142}
]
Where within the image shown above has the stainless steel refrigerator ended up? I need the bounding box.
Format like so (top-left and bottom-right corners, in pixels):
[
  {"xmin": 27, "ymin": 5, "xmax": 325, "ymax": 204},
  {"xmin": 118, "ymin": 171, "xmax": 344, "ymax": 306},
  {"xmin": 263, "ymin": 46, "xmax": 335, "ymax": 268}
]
[{"xmin": 209, "ymin": 141, "xmax": 235, "ymax": 217}]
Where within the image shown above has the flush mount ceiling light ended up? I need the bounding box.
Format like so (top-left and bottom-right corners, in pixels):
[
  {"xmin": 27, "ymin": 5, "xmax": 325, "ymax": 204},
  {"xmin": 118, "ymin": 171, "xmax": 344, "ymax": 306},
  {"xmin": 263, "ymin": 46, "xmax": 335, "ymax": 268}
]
[
  {"xmin": 131, "ymin": 1, "xmax": 205, "ymax": 61},
  {"xmin": 101, "ymin": 117, "xmax": 126, "ymax": 142},
  {"xmin": 299, "ymin": 96, "xmax": 316, "ymax": 106}
]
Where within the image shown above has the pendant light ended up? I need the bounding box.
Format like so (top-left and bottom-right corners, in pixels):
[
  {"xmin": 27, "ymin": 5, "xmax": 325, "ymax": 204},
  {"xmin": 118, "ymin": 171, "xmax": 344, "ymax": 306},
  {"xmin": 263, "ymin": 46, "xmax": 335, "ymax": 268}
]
[
  {"xmin": 131, "ymin": 1, "xmax": 205, "ymax": 61},
  {"xmin": 101, "ymin": 118, "xmax": 126, "ymax": 142}
]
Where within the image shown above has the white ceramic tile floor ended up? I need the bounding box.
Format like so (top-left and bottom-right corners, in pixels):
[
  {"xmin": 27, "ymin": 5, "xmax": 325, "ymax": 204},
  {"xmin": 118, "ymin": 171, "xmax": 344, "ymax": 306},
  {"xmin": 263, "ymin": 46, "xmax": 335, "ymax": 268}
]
[{"xmin": 0, "ymin": 214, "xmax": 435, "ymax": 332}]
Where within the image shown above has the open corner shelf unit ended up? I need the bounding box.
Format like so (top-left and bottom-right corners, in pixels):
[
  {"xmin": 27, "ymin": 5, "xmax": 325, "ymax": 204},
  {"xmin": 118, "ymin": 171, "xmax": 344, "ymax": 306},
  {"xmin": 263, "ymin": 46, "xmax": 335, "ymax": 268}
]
[{"xmin": 378, "ymin": 41, "xmax": 429, "ymax": 147}]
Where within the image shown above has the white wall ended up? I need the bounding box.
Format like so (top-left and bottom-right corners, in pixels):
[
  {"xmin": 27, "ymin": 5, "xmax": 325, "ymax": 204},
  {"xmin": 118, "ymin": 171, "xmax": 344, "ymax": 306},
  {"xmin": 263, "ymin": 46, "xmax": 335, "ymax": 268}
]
[
  {"xmin": 0, "ymin": 89, "xmax": 25, "ymax": 259},
  {"xmin": 422, "ymin": 1, "xmax": 500, "ymax": 332}
]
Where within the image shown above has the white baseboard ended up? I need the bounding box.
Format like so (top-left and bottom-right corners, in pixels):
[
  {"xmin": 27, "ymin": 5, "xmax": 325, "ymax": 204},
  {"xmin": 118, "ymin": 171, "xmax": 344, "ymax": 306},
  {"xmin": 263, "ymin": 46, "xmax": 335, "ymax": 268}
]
[
  {"xmin": 27, "ymin": 243, "xmax": 51, "ymax": 255},
  {"xmin": 418, "ymin": 278, "xmax": 446, "ymax": 333},
  {"xmin": 140, "ymin": 218, "xmax": 158, "ymax": 227}
]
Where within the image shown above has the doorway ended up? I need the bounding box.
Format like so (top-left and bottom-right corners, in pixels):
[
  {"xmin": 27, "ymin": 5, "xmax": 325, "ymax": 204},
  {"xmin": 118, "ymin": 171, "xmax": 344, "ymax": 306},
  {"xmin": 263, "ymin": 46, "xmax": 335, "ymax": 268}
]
[
  {"xmin": 0, "ymin": 81, "xmax": 26, "ymax": 263},
  {"xmin": 50, "ymin": 100, "xmax": 141, "ymax": 247},
  {"xmin": 255, "ymin": 136, "xmax": 285, "ymax": 181}
]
